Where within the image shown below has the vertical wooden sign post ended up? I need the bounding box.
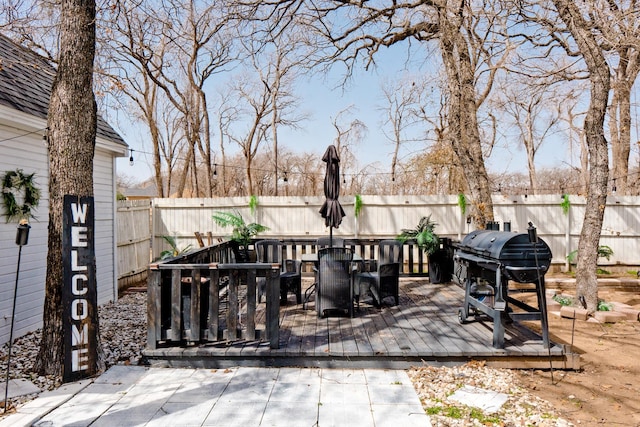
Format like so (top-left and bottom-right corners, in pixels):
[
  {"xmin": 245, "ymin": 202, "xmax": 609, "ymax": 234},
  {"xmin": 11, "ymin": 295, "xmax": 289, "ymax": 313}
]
[{"xmin": 62, "ymin": 195, "xmax": 99, "ymax": 383}]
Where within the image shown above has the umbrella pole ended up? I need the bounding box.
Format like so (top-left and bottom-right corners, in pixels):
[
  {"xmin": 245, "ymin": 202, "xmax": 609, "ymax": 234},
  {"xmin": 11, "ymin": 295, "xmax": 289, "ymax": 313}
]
[{"xmin": 329, "ymin": 226, "xmax": 333, "ymax": 247}]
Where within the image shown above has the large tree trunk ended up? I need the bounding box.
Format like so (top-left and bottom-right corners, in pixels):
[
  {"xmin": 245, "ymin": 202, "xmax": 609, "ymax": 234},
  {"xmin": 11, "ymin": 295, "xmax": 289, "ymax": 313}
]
[
  {"xmin": 439, "ymin": 9, "xmax": 494, "ymax": 228},
  {"xmin": 35, "ymin": 0, "xmax": 100, "ymax": 376},
  {"xmin": 553, "ymin": 0, "xmax": 610, "ymax": 312}
]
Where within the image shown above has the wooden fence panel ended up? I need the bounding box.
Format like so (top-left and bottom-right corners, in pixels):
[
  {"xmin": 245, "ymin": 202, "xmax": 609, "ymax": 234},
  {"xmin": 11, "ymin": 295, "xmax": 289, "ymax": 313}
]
[{"xmin": 117, "ymin": 200, "xmax": 151, "ymax": 283}]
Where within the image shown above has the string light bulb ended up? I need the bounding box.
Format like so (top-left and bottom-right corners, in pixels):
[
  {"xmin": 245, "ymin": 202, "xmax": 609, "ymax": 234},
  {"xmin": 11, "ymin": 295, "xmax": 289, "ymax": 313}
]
[
  {"xmin": 213, "ymin": 163, "xmax": 218, "ymax": 177},
  {"xmin": 283, "ymin": 171, "xmax": 288, "ymax": 183},
  {"xmin": 129, "ymin": 149, "xmax": 134, "ymax": 166}
]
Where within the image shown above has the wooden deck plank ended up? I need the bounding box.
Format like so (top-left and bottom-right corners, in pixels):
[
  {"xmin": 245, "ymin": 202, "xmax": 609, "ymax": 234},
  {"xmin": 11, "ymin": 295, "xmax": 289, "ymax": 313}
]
[
  {"xmin": 437, "ymin": 283, "xmax": 545, "ymax": 355},
  {"xmin": 395, "ymin": 287, "xmax": 452, "ymax": 357},
  {"xmin": 368, "ymin": 308, "xmax": 399, "ymax": 355},
  {"xmin": 405, "ymin": 283, "xmax": 469, "ymax": 356},
  {"xmin": 282, "ymin": 306, "xmax": 302, "ymax": 355},
  {"xmin": 350, "ymin": 314, "xmax": 375, "ymax": 356},
  {"xmin": 338, "ymin": 316, "xmax": 359, "ymax": 357},
  {"xmin": 143, "ymin": 278, "xmax": 575, "ymax": 369},
  {"xmin": 387, "ymin": 303, "xmax": 433, "ymax": 355},
  {"xmin": 300, "ymin": 308, "xmax": 317, "ymax": 356},
  {"xmin": 429, "ymin": 284, "xmax": 492, "ymax": 355},
  {"xmin": 314, "ymin": 316, "xmax": 329, "ymax": 356},
  {"xmin": 378, "ymin": 306, "xmax": 416, "ymax": 356},
  {"xmin": 327, "ymin": 317, "xmax": 344, "ymax": 356},
  {"xmin": 441, "ymin": 286, "xmax": 506, "ymax": 355}
]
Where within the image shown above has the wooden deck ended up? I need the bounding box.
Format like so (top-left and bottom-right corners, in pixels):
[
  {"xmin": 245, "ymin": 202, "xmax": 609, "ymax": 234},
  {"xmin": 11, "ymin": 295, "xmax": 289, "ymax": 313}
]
[{"xmin": 142, "ymin": 278, "xmax": 579, "ymax": 370}]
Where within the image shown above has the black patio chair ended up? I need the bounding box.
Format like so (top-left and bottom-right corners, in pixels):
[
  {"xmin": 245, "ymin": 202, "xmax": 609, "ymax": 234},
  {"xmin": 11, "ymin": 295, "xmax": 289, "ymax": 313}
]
[
  {"xmin": 316, "ymin": 236, "xmax": 345, "ymax": 250},
  {"xmin": 303, "ymin": 237, "xmax": 346, "ymax": 309},
  {"xmin": 355, "ymin": 239, "xmax": 402, "ymax": 307},
  {"xmin": 255, "ymin": 239, "xmax": 302, "ymax": 305},
  {"xmin": 316, "ymin": 247, "xmax": 355, "ymax": 318}
]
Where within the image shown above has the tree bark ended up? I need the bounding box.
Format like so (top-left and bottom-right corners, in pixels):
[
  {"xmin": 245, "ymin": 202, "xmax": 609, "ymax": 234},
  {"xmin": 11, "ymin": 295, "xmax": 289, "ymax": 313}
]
[
  {"xmin": 552, "ymin": 0, "xmax": 610, "ymax": 312},
  {"xmin": 36, "ymin": 0, "xmax": 100, "ymax": 376},
  {"xmin": 438, "ymin": 8, "xmax": 494, "ymax": 228}
]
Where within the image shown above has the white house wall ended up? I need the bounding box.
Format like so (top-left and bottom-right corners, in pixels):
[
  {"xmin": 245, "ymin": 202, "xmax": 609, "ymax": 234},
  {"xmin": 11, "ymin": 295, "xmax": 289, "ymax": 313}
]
[{"xmin": 0, "ymin": 113, "xmax": 123, "ymax": 345}]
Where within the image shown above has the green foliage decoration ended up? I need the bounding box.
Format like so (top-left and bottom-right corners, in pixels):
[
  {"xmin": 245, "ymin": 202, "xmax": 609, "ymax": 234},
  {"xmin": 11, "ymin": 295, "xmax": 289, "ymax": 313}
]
[
  {"xmin": 249, "ymin": 195, "xmax": 258, "ymax": 216},
  {"xmin": 397, "ymin": 214, "xmax": 440, "ymax": 255},
  {"xmin": 561, "ymin": 194, "xmax": 571, "ymax": 215},
  {"xmin": 354, "ymin": 194, "xmax": 363, "ymax": 218},
  {"xmin": 1, "ymin": 169, "xmax": 41, "ymax": 223},
  {"xmin": 457, "ymin": 193, "xmax": 467, "ymax": 215},
  {"xmin": 212, "ymin": 209, "xmax": 269, "ymax": 247}
]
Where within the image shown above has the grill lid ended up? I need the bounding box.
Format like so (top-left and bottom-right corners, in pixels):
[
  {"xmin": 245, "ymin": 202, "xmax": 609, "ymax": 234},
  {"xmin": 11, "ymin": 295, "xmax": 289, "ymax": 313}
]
[{"xmin": 457, "ymin": 229, "xmax": 552, "ymax": 268}]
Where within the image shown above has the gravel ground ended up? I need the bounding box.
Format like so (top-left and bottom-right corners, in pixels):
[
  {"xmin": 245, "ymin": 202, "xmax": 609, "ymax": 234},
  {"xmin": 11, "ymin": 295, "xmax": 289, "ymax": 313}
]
[
  {"xmin": 408, "ymin": 362, "xmax": 572, "ymax": 426},
  {"xmin": 1, "ymin": 292, "xmax": 571, "ymax": 425}
]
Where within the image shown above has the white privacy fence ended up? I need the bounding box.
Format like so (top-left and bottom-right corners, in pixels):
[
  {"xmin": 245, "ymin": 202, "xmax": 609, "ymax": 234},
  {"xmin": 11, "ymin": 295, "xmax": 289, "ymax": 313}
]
[{"xmin": 146, "ymin": 194, "xmax": 640, "ymax": 268}]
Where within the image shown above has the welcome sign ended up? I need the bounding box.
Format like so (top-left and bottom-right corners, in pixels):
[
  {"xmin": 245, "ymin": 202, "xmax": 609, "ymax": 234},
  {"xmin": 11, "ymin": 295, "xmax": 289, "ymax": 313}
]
[{"xmin": 62, "ymin": 195, "xmax": 98, "ymax": 383}]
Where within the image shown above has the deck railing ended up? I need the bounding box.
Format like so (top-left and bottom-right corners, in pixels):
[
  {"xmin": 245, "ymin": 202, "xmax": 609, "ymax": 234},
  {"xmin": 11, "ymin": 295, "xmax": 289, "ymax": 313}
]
[{"xmin": 147, "ymin": 238, "xmax": 436, "ymax": 350}]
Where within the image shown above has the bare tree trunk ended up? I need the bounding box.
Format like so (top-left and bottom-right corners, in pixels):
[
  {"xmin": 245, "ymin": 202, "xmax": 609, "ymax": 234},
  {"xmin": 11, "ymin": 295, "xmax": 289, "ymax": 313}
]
[
  {"xmin": 553, "ymin": 0, "xmax": 610, "ymax": 312},
  {"xmin": 439, "ymin": 14, "xmax": 494, "ymax": 228},
  {"xmin": 610, "ymin": 79, "xmax": 632, "ymax": 194},
  {"xmin": 36, "ymin": 0, "xmax": 101, "ymax": 376}
]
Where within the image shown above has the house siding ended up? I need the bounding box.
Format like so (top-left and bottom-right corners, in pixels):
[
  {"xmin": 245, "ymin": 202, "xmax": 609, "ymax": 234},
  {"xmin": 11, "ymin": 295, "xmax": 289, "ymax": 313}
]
[{"xmin": 0, "ymin": 114, "xmax": 124, "ymax": 345}]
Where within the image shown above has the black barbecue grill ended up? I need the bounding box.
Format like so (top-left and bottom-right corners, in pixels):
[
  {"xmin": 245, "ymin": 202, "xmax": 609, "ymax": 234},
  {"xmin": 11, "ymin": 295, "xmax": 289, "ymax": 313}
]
[{"xmin": 453, "ymin": 225, "xmax": 552, "ymax": 349}]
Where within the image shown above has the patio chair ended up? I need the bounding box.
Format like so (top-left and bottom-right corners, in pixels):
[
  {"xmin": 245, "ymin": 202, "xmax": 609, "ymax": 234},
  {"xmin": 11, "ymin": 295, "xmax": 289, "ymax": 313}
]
[
  {"xmin": 316, "ymin": 236, "xmax": 345, "ymax": 250},
  {"xmin": 255, "ymin": 239, "xmax": 302, "ymax": 305},
  {"xmin": 355, "ymin": 239, "xmax": 402, "ymax": 307},
  {"xmin": 316, "ymin": 247, "xmax": 355, "ymax": 318},
  {"xmin": 303, "ymin": 236, "xmax": 346, "ymax": 309}
]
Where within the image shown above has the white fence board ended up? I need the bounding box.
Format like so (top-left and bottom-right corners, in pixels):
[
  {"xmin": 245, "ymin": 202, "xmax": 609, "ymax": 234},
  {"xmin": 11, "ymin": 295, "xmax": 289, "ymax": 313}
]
[{"xmin": 146, "ymin": 194, "xmax": 640, "ymax": 266}]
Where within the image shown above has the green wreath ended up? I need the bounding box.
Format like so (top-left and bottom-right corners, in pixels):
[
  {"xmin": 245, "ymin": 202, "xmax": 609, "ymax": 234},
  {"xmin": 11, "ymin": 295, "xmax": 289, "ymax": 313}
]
[{"xmin": 1, "ymin": 169, "xmax": 41, "ymax": 223}]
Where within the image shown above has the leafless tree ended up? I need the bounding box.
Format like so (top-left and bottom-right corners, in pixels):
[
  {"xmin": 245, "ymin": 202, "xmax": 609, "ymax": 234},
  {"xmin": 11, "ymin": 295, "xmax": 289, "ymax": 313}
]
[
  {"xmin": 597, "ymin": 2, "xmax": 640, "ymax": 195},
  {"xmin": 378, "ymin": 76, "xmax": 426, "ymax": 187},
  {"xmin": 494, "ymin": 78, "xmax": 562, "ymax": 194},
  {"xmin": 330, "ymin": 106, "xmax": 367, "ymax": 181},
  {"xmin": 512, "ymin": 0, "xmax": 618, "ymax": 311},
  {"xmin": 243, "ymin": 0, "xmax": 513, "ymax": 227},
  {"xmin": 557, "ymin": 88, "xmax": 589, "ymax": 193},
  {"xmin": 220, "ymin": 23, "xmax": 306, "ymax": 197},
  {"xmin": 0, "ymin": 0, "xmax": 58, "ymax": 61},
  {"xmin": 103, "ymin": 0, "xmax": 237, "ymax": 197}
]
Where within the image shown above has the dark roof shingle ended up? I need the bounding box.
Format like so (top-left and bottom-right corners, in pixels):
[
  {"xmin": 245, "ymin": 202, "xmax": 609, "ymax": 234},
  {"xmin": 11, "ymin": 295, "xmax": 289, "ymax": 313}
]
[{"xmin": 0, "ymin": 33, "xmax": 126, "ymax": 146}]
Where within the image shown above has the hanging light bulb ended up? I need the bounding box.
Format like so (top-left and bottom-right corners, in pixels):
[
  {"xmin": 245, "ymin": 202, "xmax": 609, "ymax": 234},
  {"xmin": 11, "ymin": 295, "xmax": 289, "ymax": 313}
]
[
  {"xmin": 213, "ymin": 163, "xmax": 218, "ymax": 178},
  {"xmin": 129, "ymin": 149, "xmax": 134, "ymax": 166},
  {"xmin": 612, "ymin": 178, "xmax": 617, "ymax": 194},
  {"xmin": 283, "ymin": 171, "xmax": 288, "ymax": 183}
]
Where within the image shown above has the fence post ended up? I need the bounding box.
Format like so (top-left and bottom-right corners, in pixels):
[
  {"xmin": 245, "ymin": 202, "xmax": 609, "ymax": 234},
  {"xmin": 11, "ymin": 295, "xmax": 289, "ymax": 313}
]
[
  {"xmin": 265, "ymin": 266, "xmax": 281, "ymax": 349},
  {"xmin": 147, "ymin": 265, "xmax": 161, "ymax": 350}
]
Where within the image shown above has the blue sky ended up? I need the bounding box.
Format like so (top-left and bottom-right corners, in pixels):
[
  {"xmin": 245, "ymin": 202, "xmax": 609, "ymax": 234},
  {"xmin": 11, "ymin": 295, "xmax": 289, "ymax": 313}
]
[{"xmin": 114, "ymin": 46, "xmax": 585, "ymax": 185}]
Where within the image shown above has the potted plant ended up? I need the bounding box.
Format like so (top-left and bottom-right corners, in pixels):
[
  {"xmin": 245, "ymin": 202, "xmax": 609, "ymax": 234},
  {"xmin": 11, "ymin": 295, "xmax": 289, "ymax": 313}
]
[
  {"xmin": 397, "ymin": 215, "xmax": 451, "ymax": 284},
  {"xmin": 212, "ymin": 210, "xmax": 269, "ymax": 262}
]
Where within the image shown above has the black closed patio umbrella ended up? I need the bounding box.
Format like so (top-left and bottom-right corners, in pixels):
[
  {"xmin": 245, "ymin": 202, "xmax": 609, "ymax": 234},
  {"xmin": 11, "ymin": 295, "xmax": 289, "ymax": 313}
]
[{"xmin": 319, "ymin": 145, "xmax": 346, "ymax": 246}]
